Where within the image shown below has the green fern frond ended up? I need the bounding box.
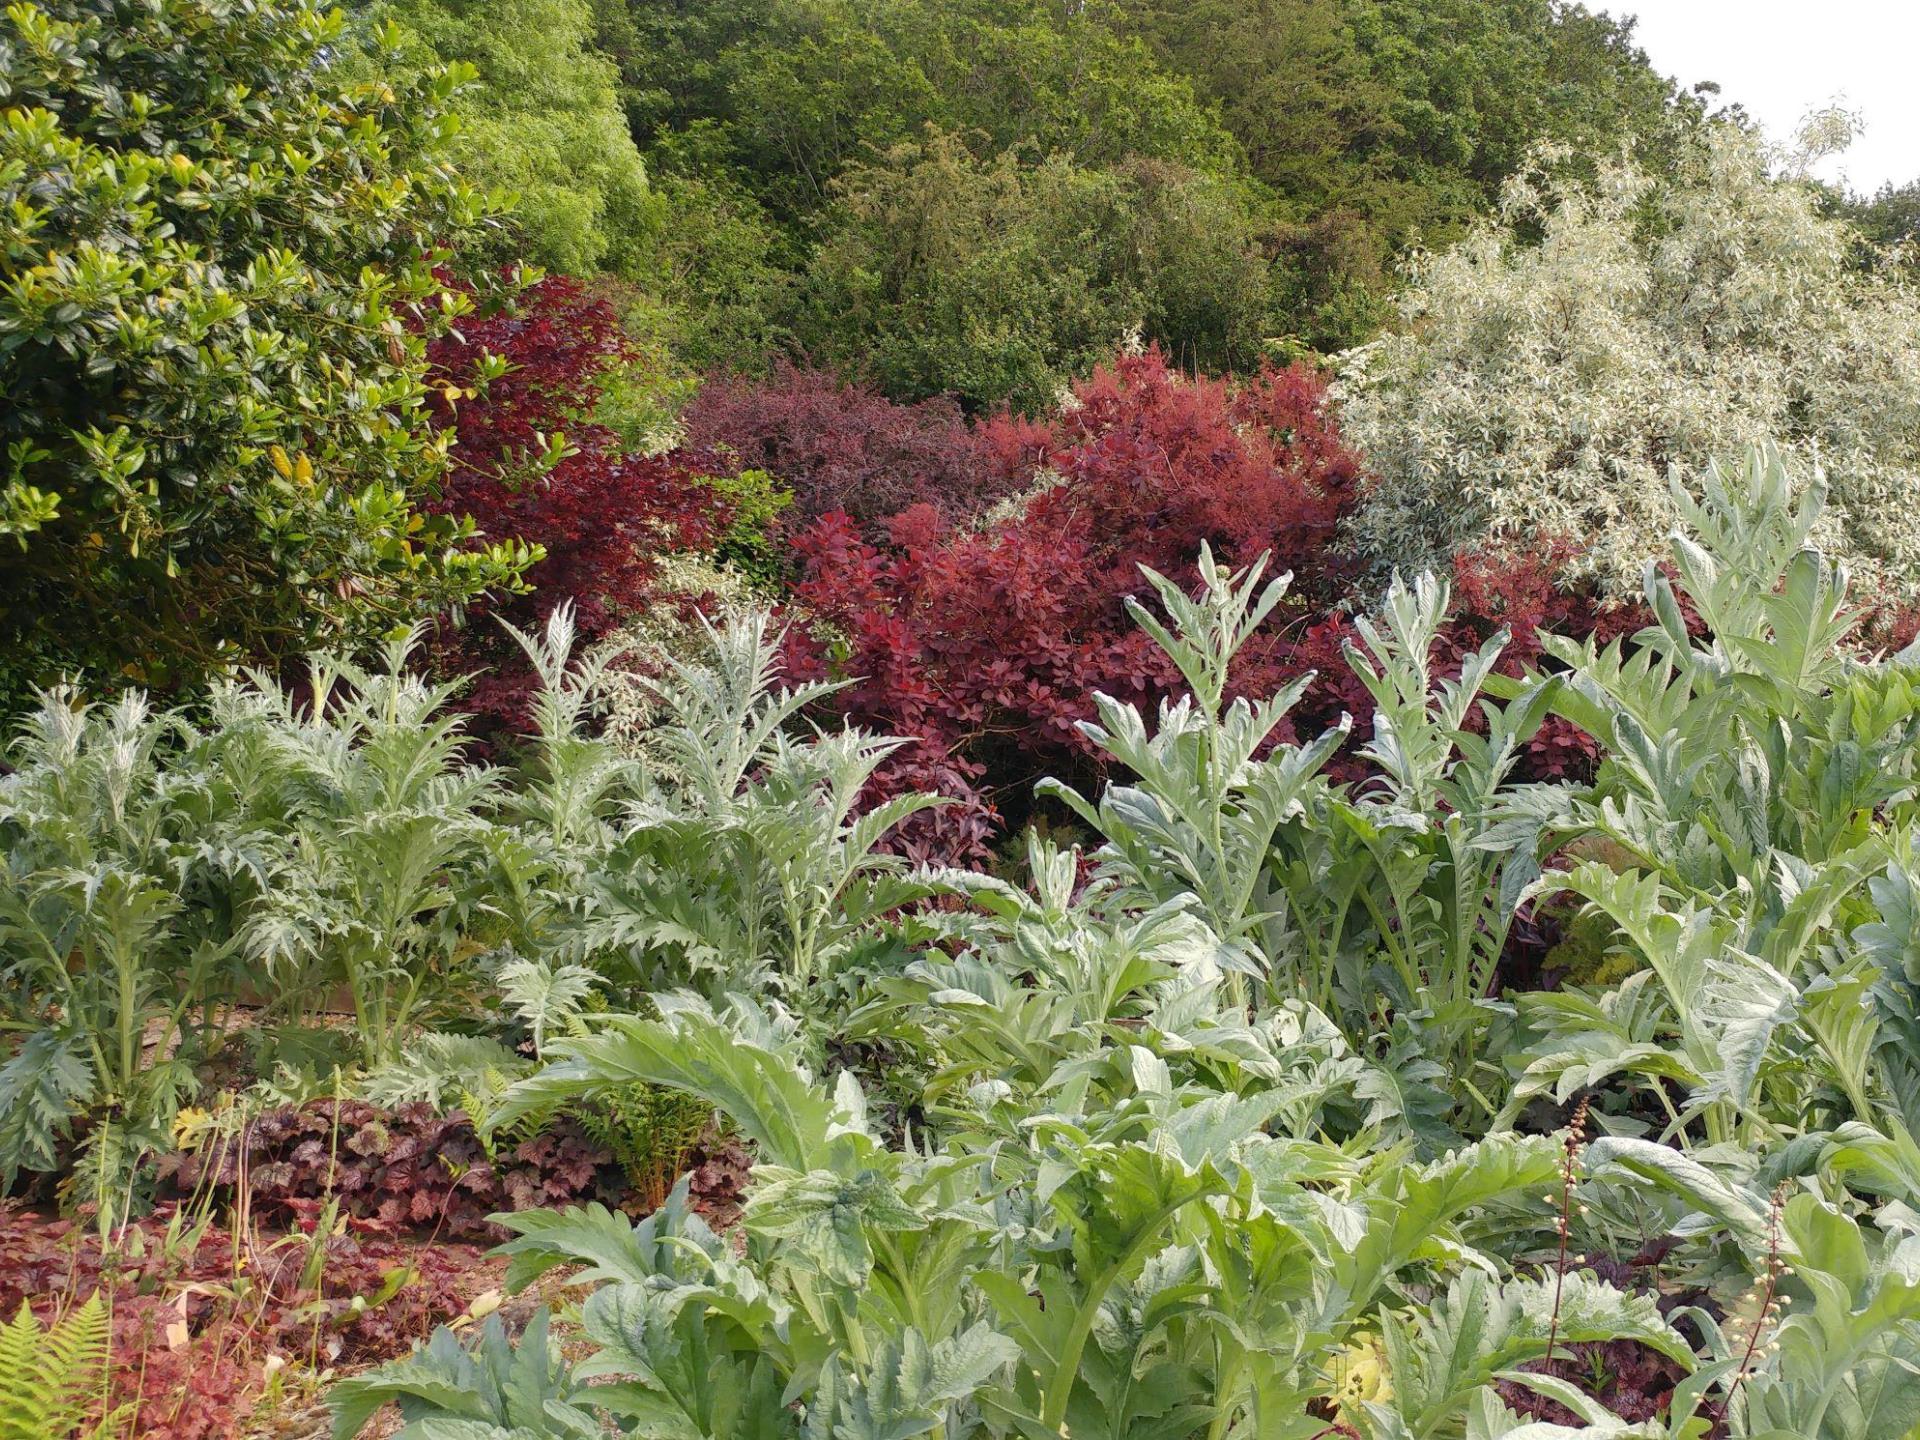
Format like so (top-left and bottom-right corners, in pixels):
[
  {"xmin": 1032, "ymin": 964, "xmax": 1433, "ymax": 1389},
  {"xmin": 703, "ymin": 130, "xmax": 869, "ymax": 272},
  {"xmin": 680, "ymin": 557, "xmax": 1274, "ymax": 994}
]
[
  {"xmin": 573, "ymin": 1082, "xmax": 714, "ymax": 1212},
  {"xmin": 0, "ymin": 1293, "xmax": 115, "ymax": 1440}
]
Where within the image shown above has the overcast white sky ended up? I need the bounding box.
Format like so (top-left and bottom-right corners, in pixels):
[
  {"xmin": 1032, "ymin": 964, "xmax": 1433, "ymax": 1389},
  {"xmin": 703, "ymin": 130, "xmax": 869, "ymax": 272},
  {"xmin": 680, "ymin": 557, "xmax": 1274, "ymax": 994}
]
[{"xmin": 1610, "ymin": 0, "xmax": 1919, "ymax": 195}]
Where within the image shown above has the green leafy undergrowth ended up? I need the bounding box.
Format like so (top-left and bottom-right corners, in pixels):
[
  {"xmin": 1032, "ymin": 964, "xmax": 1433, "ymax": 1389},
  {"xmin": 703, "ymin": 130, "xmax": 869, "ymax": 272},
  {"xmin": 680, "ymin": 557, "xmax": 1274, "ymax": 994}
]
[{"xmin": 331, "ymin": 447, "xmax": 1920, "ymax": 1440}]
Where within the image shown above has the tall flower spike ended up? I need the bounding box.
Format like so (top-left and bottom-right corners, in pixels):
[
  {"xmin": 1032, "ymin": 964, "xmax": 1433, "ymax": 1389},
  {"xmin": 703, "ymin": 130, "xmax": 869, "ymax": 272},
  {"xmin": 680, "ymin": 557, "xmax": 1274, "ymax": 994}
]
[
  {"xmin": 1717, "ymin": 1183, "xmax": 1792, "ymax": 1425},
  {"xmin": 1542, "ymin": 1098, "xmax": 1591, "ymax": 1371}
]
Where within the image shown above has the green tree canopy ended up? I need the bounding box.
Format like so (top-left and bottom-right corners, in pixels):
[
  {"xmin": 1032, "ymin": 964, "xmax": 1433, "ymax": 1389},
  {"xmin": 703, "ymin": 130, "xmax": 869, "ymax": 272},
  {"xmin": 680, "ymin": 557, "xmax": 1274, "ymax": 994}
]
[
  {"xmin": 584, "ymin": 0, "xmax": 1691, "ymax": 377},
  {"xmin": 589, "ymin": 0, "xmax": 1281, "ymax": 389},
  {"xmin": 373, "ymin": 0, "xmax": 656, "ymax": 275},
  {"xmin": 1108, "ymin": 0, "xmax": 1686, "ymax": 342},
  {"xmin": 590, "ymin": 0, "xmax": 1241, "ymax": 227},
  {"xmin": 799, "ymin": 133, "xmax": 1282, "ymax": 410},
  {"xmin": 1844, "ymin": 178, "xmax": 1920, "ymax": 253}
]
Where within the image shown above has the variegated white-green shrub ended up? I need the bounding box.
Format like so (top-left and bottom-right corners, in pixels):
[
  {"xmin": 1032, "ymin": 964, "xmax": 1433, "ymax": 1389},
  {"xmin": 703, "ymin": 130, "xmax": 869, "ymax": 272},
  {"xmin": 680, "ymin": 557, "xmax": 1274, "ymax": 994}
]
[{"xmin": 1338, "ymin": 121, "xmax": 1920, "ymax": 593}]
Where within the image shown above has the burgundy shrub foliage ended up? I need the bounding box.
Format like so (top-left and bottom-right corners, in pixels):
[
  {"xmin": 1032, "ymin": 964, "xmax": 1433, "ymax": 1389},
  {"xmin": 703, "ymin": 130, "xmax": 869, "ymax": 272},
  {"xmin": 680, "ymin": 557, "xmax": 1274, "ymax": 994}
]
[
  {"xmin": 682, "ymin": 359, "xmax": 1029, "ymax": 528},
  {"xmin": 416, "ymin": 294, "xmax": 1682, "ymax": 853},
  {"xmin": 785, "ymin": 349, "xmax": 1366, "ymax": 860},
  {"xmin": 777, "ymin": 349, "xmax": 1666, "ymax": 859},
  {"xmin": 160, "ymin": 1099, "xmax": 623, "ymax": 1241}
]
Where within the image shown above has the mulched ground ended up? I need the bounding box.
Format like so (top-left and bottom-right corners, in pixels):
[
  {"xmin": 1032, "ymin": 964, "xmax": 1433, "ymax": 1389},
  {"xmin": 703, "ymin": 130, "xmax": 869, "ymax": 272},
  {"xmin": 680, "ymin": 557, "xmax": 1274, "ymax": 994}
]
[{"xmin": 0, "ymin": 1134, "xmax": 751, "ymax": 1439}]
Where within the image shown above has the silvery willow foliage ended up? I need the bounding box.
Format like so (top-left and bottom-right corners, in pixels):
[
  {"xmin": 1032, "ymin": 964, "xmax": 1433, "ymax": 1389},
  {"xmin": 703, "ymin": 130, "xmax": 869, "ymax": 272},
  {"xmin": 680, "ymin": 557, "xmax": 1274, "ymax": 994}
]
[{"xmin": 1339, "ymin": 121, "xmax": 1920, "ymax": 593}]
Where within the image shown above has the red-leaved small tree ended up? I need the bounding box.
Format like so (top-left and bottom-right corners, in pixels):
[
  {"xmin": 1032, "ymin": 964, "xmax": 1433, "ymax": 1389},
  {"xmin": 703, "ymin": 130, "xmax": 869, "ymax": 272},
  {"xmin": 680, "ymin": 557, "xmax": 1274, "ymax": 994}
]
[
  {"xmin": 781, "ymin": 349, "xmax": 1666, "ymax": 861},
  {"xmin": 787, "ymin": 348, "xmax": 1365, "ymax": 861},
  {"xmin": 425, "ymin": 276, "xmax": 729, "ymax": 733}
]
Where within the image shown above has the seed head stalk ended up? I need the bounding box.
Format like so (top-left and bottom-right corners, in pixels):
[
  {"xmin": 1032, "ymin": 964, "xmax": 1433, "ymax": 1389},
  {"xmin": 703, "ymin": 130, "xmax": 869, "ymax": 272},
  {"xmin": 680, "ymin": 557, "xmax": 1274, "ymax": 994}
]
[
  {"xmin": 1719, "ymin": 1185, "xmax": 1791, "ymax": 1428},
  {"xmin": 1542, "ymin": 1097, "xmax": 1591, "ymax": 1371}
]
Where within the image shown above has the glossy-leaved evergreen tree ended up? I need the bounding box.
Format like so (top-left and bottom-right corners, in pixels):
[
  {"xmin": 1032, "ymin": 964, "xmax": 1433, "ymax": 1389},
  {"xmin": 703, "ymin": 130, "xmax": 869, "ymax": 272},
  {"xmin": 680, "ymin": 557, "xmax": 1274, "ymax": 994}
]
[{"xmin": 0, "ymin": 0, "xmax": 536, "ymax": 709}]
